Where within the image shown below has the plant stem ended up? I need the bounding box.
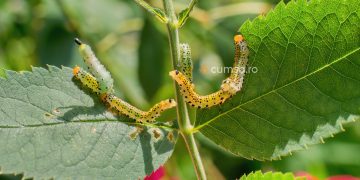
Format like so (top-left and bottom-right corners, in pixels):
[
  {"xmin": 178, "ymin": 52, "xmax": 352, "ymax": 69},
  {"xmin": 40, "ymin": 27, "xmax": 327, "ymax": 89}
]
[
  {"xmin": 180, "ymin": 131, "xmax": 207, "ymax": 180},
  {"xmin": 162, "ymin": 0, "xmax": 207, "ymax": 179}
]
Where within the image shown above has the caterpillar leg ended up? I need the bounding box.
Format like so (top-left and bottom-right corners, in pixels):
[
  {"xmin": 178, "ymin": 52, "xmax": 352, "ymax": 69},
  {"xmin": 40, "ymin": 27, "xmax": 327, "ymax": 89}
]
[{"xmin": 74, "ymin": 38, "xmax": 114, "ymax": 94}]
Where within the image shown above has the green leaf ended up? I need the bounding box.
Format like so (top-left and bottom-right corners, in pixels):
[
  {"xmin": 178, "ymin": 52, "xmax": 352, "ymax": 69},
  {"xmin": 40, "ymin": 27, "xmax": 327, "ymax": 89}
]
[
  {"xmin": 178, "ymin": 8, "xmax": 191, "ymax": 28},
  {"xmin": 0, "ymin": 66, "xmax": 176, "ymax": 179},
  {"xmin": 133, "ymin": 0, "xmax": 168, "ymax": 23},
  {"xmin": 195, "ymin": 0, "xmax": 360, "ymax": 160},
  {"xmin": 177, "ymin": 0, "xmax": 197, "ymax": 28},
  {"xmin": 138, "ymin": 18, "xmax": 167, "ymax": 100},
  {"xmin": 239, "ymin": 171, "xmax": 305, "ymax": 180},
  {"xmin": 153, "ymin": 8, "xmax": 168, "ymax": 23}
]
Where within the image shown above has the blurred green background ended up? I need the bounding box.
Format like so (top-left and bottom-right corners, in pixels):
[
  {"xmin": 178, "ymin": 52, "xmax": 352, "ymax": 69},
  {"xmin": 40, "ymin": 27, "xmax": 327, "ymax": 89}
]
[{"xmin": 0, "ymin": 0, "xmax": 359, "ymax": 179}]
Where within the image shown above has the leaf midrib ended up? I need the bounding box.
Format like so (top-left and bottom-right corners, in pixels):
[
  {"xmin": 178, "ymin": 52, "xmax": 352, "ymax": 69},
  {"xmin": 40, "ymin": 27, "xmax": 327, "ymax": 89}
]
[
  {"xmin": 0, "ymin": 120, "xmax": 175, "ymax": 130},
  {"xmin": 194, "ymin": 47, "xmax": 360, "ymax": 131}
]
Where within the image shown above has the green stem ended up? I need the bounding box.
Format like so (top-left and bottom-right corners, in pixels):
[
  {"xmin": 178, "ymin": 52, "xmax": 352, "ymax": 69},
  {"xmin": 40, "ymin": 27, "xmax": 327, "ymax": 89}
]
[
  {"xmin": 188, "ymin": 0, "xmax": 198, "ymax": 11},
  {"xmin": 162, "ymin": 0, "xmax": 206, "ymax": 179}
]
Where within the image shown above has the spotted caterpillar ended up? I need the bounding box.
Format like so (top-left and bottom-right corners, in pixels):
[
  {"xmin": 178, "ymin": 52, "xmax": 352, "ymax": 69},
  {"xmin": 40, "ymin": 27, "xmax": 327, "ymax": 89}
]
[
  {"xmin": 169, "ymin": 70, "xmax": 236, "ymax": 108},
  {"xmin": 73, "ymin": 66, "xmax": 101, "ymax": 94},
  {"xmin": 179, "ymin": 43, "xmax": 193, "ymax": 83},
  {"xmin": 73, "ymin": 66, "xmax": 177, "ymax": 123},
  {"xmin": 169, "ymin": 35, "xmax": 249, "ymax": 108},
  {"xmin": 75, "ymin": 38, "xmax": 114, "ymax": 94},
  {"xmin": 104, "ymin": 94, "xmax": 176, "ymax": 123},
  {"xmin": 229, "ymin": 35, "xmax": 249, "ymax": 91}
]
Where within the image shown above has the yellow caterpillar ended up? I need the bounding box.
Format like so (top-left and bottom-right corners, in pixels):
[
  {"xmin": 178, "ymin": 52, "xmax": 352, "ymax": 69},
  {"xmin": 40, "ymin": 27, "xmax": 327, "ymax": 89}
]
[
  {"xmin": 73, "ymin": 66, "xmax": 101, "ymax": 94},
  {"xmin": 169, "ymin": 70, "xmax": 235, "ymax": 108},
  {"xmin": 169, "ymin": 35, "xmax": 249, "ymax": 108},
  {"xmin": 104, "ymin": 94, "xmax": 176, "ymax": 123},
  {"xmin": 75, "ymin": 38, "xmax": 114, "ymax": 94},
  {"xmin": 73, "ymin": 66, "xmax": 177, "ymax": 123}
]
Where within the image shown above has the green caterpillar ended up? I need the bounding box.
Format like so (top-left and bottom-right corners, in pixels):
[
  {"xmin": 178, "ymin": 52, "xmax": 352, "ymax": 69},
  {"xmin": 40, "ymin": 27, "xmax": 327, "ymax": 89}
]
[
  {"xmin": 75, "ymin": 38, "xmax": 114, "ymax": 94},
  {"xmin": 179, "ymin": 43, "xmax": 193, "ymax": 83}
]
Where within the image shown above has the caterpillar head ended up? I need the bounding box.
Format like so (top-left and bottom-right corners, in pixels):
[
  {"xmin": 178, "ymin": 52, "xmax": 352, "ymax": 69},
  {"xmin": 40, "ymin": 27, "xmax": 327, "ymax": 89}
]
[
  {"xmin": 169, "ymin": 70, "xmax": 185, "ymax": 83},
  {"xmin": 73, "ymin": 66, "xmax": 81, "ymax": 76},
  {"xmin": 234, "ymin": 35, "xmax": 249, "ymax": 56},
  {"xmin": 234, "ymin": 35, "xmax": 244, "ymax": 44},
  {"xmin": 74, "ymin": 38, "xmax": 86, "ymax": 49},
  {"xmin": 221, "ymin": 78, "xmax": 240, "ymax": 94},
  {"xmin": 169, "ymin": 70, "xmax": 179, "ymax": 78},
  {"xmin": 75, "ymin": 38, "xmax": 92, "ymax": 58},
  {"xmin": 74, "ymin": 38, "xmax": 83, "ymax": 45}
]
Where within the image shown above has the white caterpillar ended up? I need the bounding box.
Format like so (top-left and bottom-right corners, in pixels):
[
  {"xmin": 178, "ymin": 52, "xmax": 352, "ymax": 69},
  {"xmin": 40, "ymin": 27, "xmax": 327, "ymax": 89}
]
[
  {"xmin": 179, "ymin": 43, "xmax": 193, "ymax": 82},
  {"xmin": 229, "ymin": 35, "xmax": 249, "ymax": 91}
]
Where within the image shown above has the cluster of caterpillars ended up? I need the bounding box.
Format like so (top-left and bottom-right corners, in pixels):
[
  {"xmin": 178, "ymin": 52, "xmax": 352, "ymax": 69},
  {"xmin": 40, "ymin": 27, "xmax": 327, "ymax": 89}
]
[
  {"xmin": 73, "ymin": 39, "xmax": 176, "ymax": 123},
  {"xmin": 73, "ymin": 35, "xmax": 249, "ymax": 123}
]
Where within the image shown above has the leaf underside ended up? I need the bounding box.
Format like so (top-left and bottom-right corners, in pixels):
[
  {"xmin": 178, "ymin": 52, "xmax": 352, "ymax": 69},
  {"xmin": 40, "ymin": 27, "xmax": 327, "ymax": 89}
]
[
  {"xmin": 196, "ymin": 0, "xmax": 360, "ymax": 160},
  {"xmin": 0, "ymin": 66, "xmax": 176, "ymax": 179}
]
